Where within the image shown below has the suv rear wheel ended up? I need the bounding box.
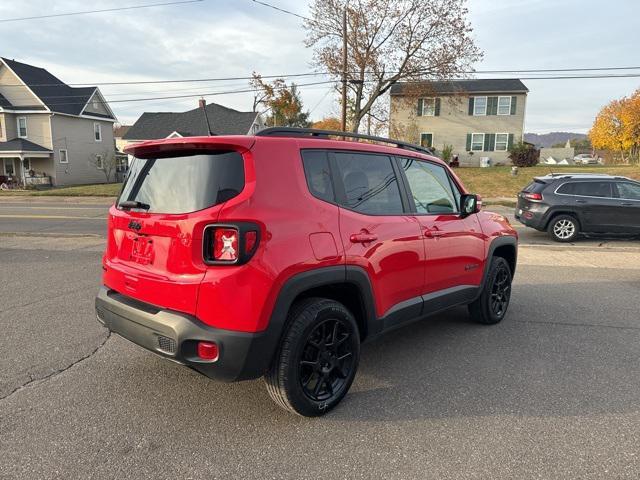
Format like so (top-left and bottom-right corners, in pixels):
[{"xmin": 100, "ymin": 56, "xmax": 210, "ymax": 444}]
[
  {"xmin": 548, "ymin": 214, "xmax": 580, "ymax": 242},
  {"xmin": 468, "ymin": 256, "xmax": 512, "ymax": 325},
  {"xmin": 265, "ymin": 298, "xmax": 360, "ymax": 417}
]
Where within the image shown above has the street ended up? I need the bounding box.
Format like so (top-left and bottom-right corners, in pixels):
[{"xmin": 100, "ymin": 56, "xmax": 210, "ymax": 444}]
[{"xmin": 1, "ymin": 198, "xmax": 639, "ymax": 479}]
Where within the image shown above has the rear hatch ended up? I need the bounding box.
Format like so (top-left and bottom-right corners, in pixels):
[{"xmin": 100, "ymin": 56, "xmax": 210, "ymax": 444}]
[
  {"xmin": 517, "ymin": 178, "xmax": 548, "ymax": 212},
  {"xmin": 103, "ymin": 144, "xmax": 247, "ymax": 315}
]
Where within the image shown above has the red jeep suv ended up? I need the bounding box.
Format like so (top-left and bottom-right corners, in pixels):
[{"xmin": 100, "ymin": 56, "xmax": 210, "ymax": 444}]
[{"xmin": 95, "ymin": 128, "xmax": 517, "ymax": 416}]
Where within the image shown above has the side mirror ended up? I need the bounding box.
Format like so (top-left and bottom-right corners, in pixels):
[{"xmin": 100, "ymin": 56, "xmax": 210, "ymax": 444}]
[{"xmin": 460, "ymin": 194, "xmax": 481, "ymax": 216}]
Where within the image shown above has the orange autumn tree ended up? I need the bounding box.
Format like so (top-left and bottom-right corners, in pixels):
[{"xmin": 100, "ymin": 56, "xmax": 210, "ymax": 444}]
[
  {"xmin": 590, "ymin": 89, "xmax": 640, "ymax": 163},
  {"xmin": 312, "ymin": 117, "xmax": 342, "ymax": 131}
]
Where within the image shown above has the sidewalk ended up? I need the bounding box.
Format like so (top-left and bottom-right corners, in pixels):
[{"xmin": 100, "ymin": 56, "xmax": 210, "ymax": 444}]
[{"xmin": 0, "ymin": 195, "xmax": 116, "ymax": 205}]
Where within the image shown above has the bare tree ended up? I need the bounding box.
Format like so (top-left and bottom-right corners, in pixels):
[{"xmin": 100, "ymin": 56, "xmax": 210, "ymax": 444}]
[
  {"xmin": 89, "ymin": 150, "xmax": 118, "ymax": 183},
  {"xmin": 305, "ymin": 0, "xmax": 482, "ymax": 132}
]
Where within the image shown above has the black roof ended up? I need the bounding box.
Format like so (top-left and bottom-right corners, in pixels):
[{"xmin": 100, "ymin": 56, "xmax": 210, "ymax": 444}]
[
  {"xmin": 1, "ymin": 58, "xmax": 113, "ymax": 118},
  {"xmin": 123, "ymin": 103, "xmax": 259, "ymax": 140},
  {"xmin": 0, "ymin": 92, "xmax": 11, "ymax": 108},
  {"xmin": 390, "ymin": 78, "xmax": 528, "ymax": 95},
  {"xmin": 0, "ymin": 138, "xmax": 52, "ymax": 152}
]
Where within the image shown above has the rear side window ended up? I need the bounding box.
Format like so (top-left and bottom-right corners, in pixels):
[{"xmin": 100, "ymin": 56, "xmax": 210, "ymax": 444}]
[
  {"xmin": 118, "ymin": 151, "xmax": 244, "ymax": 214},
  {"xmin": 301, "ymin": 150, "xmax": 335, "ymax": 203},
  {"xmin": 333, "ymin": 152, "xmax": 404, "ymax": 215},
  {"xmin": 557, "ymin": 181, "xmax": 612, "ymax": 198},
  {"xmin": 523, "ymin": 180, "xmax": 547, "ymax": 193},
  {"xmin": 615, "ymin": 182, "xmax": 640, "ymax": 200}
]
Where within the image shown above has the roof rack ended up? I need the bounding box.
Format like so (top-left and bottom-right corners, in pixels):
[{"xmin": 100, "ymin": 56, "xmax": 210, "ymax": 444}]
[
  {"xmin": 547, "ymin": 172, "xmax": 612, "ymax": 177},
  {"xmin": 255, "ymin": 127, "xmax": 435, "ymax": 156}
]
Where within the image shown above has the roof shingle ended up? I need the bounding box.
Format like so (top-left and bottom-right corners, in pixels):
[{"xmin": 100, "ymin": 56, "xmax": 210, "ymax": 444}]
[
  {"xmin": 390, "ymin": 78, "xmax": 529, "ymax": 95},
  {"xmin": 0, "ymin": 138, "xmax": 53, "ymax": 152},
  {"xmin": 123, "ymin": 103, "xmax": 258, "ymax": 140}
]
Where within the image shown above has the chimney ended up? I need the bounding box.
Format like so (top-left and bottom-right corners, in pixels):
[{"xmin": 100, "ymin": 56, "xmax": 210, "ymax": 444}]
[{"xmin": 199, "ymin": 98, "xmax": 206, "ymax": 109}]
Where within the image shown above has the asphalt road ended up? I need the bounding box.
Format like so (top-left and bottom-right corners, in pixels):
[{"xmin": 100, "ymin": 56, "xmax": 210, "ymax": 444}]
[
  {"xmin": 1, "ymin": 198, "xmax": 640, "ymax": 479},
  {"xmin": 1, "ymin": 197, "xmax": 639, "ymax": 248}
]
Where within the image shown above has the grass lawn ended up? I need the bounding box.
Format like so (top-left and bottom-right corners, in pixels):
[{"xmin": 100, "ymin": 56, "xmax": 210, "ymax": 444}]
[
  {"xmin": 0, "ymin": 183, "xmax": 121, "ymax": 197},
  {"xmin": 455, "ymin": 165, "xmax": 640, "ymax": 199}
]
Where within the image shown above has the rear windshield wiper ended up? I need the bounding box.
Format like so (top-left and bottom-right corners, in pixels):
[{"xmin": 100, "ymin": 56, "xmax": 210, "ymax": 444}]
[{"xmin": 119, "ymin": 200, "xmax": 150, "ymax": 210}]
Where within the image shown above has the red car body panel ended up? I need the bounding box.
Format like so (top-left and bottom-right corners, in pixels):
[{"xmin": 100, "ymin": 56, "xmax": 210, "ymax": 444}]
[{"xmin": 104, "ymin": 135, "xmax": 516, "ymax": 337}]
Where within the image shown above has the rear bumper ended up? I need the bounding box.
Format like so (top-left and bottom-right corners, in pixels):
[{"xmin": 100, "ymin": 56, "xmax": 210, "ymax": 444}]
[
  {"xmin": 514, "ymin": 202, "xmax": 549, "ymax": 231},
  {"xmin": 95, "ymin": 286, "xmax": 274, "ymax": 382}
]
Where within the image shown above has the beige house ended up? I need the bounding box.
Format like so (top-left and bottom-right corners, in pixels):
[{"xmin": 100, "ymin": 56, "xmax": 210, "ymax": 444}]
[
  {"xmin": 390, "ymin": 79, "xmax": 528, "ymax": 165},
  {"xmin": 0, "ymin": 57, "xmax": 116, "ymax": 186}
]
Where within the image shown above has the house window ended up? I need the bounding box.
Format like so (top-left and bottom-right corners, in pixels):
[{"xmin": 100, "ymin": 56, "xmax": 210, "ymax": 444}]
[
  {"xmin": 17, "ymin": 117, "xmax": 28, "ymax": 138},
  {"xmin": 95, "ymin": 154, "xmax": 103, "ymax": 169},
  {"xmin": 497, "ymin": 96, "xmax": 512, "ymax": 115},
  {"xmin": 471, "ymin": 133, "xmax": 485, "ymax": 151},
  {"xmin": 473, "ymin": 96, "xmax": 487, "ymax": 116},
  {"xmin": 3, "ymin": 158, "xmax": 15, "ymax": 176},
  {"xmin": 94, "ymin": 123, "xmax": 102, "ymax": 142},
  {"xmin": 420, "ymin": 133, "xmax": 433, "ymax": 148},
  {"xmin": 494, "ymin": 133, "xmax": 509, "ymax": 151},
  {"xmin": 422, "ymin": 98, "xmax": 436, "ymax": 116},
  {"xmin": 59, "ymin": 149, "xmax": 69, "ymax": 164}
]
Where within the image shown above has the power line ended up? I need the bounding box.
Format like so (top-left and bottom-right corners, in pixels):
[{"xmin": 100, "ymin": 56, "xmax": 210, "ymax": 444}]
[
  {"xmin": 3, "ymin": 66, "xmax": 640, "ymax": 88},
  {"xmin": 248, "ymin": 0, "xmax": 309, "ymax": 21},
  {"xmin": 0, "ymin": 0, "xmax": 203, "ymax": 23}
]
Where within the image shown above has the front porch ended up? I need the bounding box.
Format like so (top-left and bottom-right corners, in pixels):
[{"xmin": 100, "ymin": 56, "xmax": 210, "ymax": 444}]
[{"xmin": 0, "ymin": 138, "xmax": 54, "ymax": 188}]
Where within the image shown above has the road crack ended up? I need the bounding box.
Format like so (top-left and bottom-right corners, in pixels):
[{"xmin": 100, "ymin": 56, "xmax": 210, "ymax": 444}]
[{"xmin": 0, "ymin": 331, "xmax": 112, "ymax": 402}]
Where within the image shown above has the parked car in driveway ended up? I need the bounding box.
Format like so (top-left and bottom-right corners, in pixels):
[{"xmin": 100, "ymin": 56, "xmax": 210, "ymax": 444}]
[
  {"xmin": 95, "ymin": 127, "xmax": 518, "ymax": 416},
  {"xmin": 573, "ymin": 153, "xmax": 601, "ymax": 165},
  {"xmin": 515, "ymin": 173, "xmax": 640, "ymax": 241}
]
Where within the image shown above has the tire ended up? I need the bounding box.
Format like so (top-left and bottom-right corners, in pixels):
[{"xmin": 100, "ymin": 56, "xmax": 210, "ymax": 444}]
[
  {"xmin": 264, "ymin": 298, "xmax": 360, "ymax": 417},
  {"xmin": 547, "ymin": 214, "xmax": 580, "ymax": 242},
  {"xmin": 468, "ymin": 257, "xmax": 512, "ymax": 325}
]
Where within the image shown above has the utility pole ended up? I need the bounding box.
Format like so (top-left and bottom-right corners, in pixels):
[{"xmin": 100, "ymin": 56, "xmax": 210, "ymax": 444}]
[{"xmin": 340, "ymin": 3, "xmax": 347, "ymax": 132}]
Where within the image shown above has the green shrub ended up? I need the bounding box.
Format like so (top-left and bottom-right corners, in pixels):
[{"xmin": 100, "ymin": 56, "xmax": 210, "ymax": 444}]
[{"xmin": 509, "ymin": 142, "xmax": 540, "ymax": 167}]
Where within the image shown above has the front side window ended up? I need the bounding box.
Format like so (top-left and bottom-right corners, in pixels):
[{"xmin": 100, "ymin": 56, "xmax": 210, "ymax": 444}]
[
  {"xmin": 94, "ymin": 123, "xmax": 102, "ymax": 142},
  {"xmin": 118, "ymin": 151, "xmax": 245, "ymax": 214},
  {"xmin": 473, "ymin": 96, "xmax": 487, "ymax": 115},
  {"xmin": 400, "ymin": 158, "xmax": 458, "ymax": 214},
  {"xmin": 615, "ymin": 182, "xmax": 640, "ymax": 200},
  {"xmin": 557, "ymin": 182, "xmax": 612, "ymax": 198},
  {"xmin": 495, "ymin": 133, "xmax": 509, "ymax": 151},
  {"xmin": 422, "ymin": 98, "xmax": 436, "ymax": 116},
  {"xmin": 17, "ymin": 117, "xmax": 28, "ymax": 138},
  {"xmin": 334, "ymin": 152, "xmax": 403, "ymax": 215},
  {"xmin": 471, "ymin": 133, "xmax": 484, "ymax": 151},
  {"xmin": 497, "ymin": 96, "xmax": 512, "ymax": 115},
  {"xmin": 301, "ymin": 150, "xmax": 335, "ymax": 203}
]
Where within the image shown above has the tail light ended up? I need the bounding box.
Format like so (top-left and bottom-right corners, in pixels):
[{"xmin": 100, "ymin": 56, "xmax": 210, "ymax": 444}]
[
  {"xmin": 203, "ymin": 223, "xmax": 260, "ymax": 265},
  {"xmin": 197, "ymin": 341, "xmax": 219, "ymax": 361},
  {"xmin": 523, "ymin": 192, "xmax": 543, "ymax": 201}
]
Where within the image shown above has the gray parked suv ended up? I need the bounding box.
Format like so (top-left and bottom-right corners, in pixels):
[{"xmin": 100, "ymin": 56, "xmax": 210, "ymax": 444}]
[{"xmin": 515, "ymin": 173, "xmax": 640, "ymax": 241}]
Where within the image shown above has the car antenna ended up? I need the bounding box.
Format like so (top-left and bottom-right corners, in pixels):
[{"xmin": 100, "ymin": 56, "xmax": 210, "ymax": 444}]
[{"xmin": 199, "ymin": 98, "xmax": 214, "ymax": 136}]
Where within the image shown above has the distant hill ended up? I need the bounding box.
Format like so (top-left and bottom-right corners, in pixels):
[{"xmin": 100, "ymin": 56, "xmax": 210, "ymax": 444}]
[{"xmin": 525, "ymin": 132, "xmax": 588, "ymax": 148}]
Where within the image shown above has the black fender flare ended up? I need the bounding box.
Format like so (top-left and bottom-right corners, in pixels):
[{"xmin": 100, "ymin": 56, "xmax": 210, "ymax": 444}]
[{"xmin": 480, "ymin": 236, "xmax": 518, "ymax": 290}]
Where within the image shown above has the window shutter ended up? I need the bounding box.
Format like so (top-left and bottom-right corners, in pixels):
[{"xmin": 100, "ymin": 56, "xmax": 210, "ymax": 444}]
[
  {"xmin": 510, "ymin": 96, "xmax": 517, "ymax": 115},
  {"xmin": 468, "ymin": 97, "xmax": 474, "ymax": 115},
  {"xmin": 488, "ymin": 97, "xmax": 498, "ymax": 115},
  {"xmin": 486, "ymin": 133, "xmax": 496, "ymax": 151},
  {"xmin": 434, "ymin": 98, "xmax": 441, "ymax": 116},
  {"xmin": 417, "ymin": 98, "xmax": 423, "ymax": 116},
  {"xmin": 508, "ymin": 133, "xmax": 514, "ymax": 150},
  {"xmin": 466, "ymin": 133, "xmax": 472, "ymax": 151}
]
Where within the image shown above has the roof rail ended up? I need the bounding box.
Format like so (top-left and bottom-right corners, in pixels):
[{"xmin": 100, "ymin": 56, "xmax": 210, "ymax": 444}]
[
  {"xmin": 255, "ymin": 127, "xmax": 435, "ymax": 156},
  {"xmin": 548, "ymin": 172, "xmax": 611, "ymax": 177}
]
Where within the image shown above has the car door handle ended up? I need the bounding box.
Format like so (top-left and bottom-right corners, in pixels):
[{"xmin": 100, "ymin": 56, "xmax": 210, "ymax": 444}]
[
  {"xmin": 621, "ymin": 202, "xmax": 634, "ymax": 206},
  {"xmin": 425, "ymin": 229, "xmax": 445, "ymax": 238},
  {"xmin": 350, "ymin": 232, "xmax": 378, "ymax": 244},
  {"xmin": 575, "ymin": 199, "xmax": 587, "ymax": 204}
]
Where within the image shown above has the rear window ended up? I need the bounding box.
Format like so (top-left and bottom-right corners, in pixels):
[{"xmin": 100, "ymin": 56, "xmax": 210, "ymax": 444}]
[
  {"xmin": 523, "ymin": 180, "xmax": 547, "ymax": 193},
  {"xmin": 118, "ymin": 151, "xmax": 244, "ymax": 214}
]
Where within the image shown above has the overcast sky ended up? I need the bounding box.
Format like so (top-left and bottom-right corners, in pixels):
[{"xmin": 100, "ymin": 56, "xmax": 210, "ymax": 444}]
[{"xmin": 1, "ymin": 0, "xmax": 638, "ymax": 133}]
